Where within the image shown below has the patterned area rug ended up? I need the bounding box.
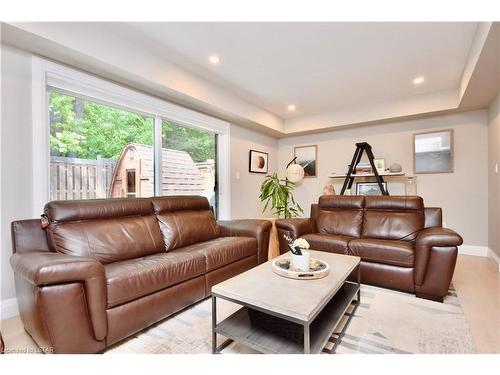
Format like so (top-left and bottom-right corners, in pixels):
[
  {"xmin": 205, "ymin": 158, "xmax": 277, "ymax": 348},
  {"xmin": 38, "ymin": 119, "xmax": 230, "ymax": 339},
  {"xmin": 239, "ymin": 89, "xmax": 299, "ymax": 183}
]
[{"xmin": 106, "ymin": 284, "xmax": 475, "ymax": 354}]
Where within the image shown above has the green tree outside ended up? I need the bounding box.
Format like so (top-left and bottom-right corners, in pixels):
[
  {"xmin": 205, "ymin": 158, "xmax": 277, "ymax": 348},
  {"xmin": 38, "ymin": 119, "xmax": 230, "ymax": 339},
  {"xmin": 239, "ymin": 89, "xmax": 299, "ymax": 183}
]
[{"xmin": 49, "ymin": 91, "xmax": 215, "ymax": 162}]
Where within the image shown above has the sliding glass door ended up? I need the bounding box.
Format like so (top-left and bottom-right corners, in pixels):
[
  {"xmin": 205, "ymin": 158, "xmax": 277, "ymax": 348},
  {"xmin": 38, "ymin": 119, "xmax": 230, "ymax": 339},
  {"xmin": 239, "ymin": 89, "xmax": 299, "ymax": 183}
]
[
  {"xmin": 161, "ymin": 120, "xmax": 218, "ymax": 212},
  {"xmin": 47, "ymin": 89, "xmax": 219, "ymax": 214}
]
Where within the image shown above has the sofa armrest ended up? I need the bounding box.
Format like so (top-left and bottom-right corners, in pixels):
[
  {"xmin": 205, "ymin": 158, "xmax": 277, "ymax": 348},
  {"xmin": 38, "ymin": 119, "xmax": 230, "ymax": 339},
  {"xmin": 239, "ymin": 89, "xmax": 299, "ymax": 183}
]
[
  {"xmin": 275, "ymin": 218, "xmax": 316, "ymax": 237},
  {"xmin": 275, "ymin": 218, "xmax": 316, "ymax": 254},
  {"xmin": 218, "ymin": 220, "xmax": 272, "ymax": 264},
  {"xmin": 10, "ymin": 252, "xmax": 107, "ymax": 341},
  {"xmin": 414, "ymin": 227, "xmax": 463, "ymax": 286}
]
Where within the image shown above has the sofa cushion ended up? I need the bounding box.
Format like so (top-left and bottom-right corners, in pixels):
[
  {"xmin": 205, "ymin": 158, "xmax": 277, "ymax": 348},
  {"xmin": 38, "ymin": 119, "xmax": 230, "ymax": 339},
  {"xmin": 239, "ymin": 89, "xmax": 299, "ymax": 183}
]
[
  {"xmin": 105, "ymin": 250, "xmax": 206, "ymax": 308},
  {"xmin": 348, "ymin": 238, "xmax": 414, "ymax": 268},
  {"xmin": 316, "ymin": 196, "xmax": 364, "ymax": 238},
  {"xmin": 44, "ymin": 198, "xmax": 164, "ymax": 264},
  {"xmin": 301, "ymin": 233, "xmax": 353, "ymax": 255},
  {"xmin": 362, "ymin": 196, "xmax": 424, "ymax": 241},
  {"xmin": 180, "ymin": 237, "xmax": 257, "ymax": 271},
  {"xmin": 152, "ymin": 196, "xmax": 219, "ymax": 251}
]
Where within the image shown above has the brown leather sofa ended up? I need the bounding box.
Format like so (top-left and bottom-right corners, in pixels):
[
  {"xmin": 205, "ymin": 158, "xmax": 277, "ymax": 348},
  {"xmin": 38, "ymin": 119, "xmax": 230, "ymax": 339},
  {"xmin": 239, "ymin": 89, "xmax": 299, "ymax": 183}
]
[
  {"xmin": 10, "ymin": 196, "xmax": 271, "ymax": 353},
  {"xmin": 276, "ymin": 195, "xmax": 463, "ymax": 302}
]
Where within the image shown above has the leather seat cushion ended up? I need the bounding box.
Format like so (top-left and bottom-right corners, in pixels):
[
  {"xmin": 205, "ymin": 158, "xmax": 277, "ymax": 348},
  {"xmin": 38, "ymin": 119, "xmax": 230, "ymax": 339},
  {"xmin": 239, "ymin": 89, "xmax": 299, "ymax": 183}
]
[
  {"xmin": 179, "ymin": 237, "xmax": 257, "ymax": 271},
  {"xmin": 105, "ymin": 251, "xmax": 206, "ymax": 308},
  {"xmin": 301, "ymin": 233, "xmax": 353, "ymax": 255},
  {"xmin": 348, "ymin": 238, "xmax": 414, "ymax": 268}
]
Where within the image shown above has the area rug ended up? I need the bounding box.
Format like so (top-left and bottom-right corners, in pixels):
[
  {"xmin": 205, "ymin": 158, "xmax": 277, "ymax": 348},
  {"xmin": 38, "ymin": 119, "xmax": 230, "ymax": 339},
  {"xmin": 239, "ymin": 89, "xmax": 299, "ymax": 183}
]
[{"xmin": 106, "ymin": 284, "xmax": 475, "ymax": 354}]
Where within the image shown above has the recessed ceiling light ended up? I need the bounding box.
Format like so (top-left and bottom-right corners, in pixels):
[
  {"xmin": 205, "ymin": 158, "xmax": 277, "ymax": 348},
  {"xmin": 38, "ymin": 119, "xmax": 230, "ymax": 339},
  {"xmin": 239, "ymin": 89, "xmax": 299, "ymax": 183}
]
[
  {"xmin": 413, "ymin": 76, "xmax": 425, "ymax": 85},
  {"xmin": 209, "ymin": 55, "xmax": 220, "ymax": 64},
  {"xmin": 287, "ymin": 104, "xmax": 296, "ymax": 111}
]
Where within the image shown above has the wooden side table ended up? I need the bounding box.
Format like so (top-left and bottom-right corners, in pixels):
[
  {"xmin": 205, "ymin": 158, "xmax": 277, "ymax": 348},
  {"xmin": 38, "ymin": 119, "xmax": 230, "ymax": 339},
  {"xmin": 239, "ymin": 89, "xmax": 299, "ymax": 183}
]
[{"xmin": 264, "ymin": 217, "xmax": 280, "ymax": 260}]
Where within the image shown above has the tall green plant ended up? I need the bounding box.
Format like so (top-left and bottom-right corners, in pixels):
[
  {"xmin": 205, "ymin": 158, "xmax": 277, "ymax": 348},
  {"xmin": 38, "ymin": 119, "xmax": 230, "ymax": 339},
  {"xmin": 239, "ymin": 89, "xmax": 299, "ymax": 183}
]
[{"xmin": 259, "ymin": 173, "xmax": 303, "ymax": 219}]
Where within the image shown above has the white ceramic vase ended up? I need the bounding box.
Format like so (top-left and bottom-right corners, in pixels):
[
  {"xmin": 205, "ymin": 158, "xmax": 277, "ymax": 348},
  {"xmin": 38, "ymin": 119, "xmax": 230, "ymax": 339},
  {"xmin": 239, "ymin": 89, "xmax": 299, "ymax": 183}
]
[{"xmin": 291, "ymin": 251, "xmax": 310, "ymax": 271}]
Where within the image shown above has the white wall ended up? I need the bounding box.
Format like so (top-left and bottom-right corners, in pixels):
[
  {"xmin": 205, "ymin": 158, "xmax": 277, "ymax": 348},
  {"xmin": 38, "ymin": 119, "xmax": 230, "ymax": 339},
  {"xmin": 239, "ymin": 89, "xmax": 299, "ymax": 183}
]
[
  {"xmin": 488, "ymin": 93, "xmax": 500, "ymax": 257},
  {"xmin": 229, "ymin": 124, "xmax": 278, "ymax": 219},
  {"xmin": 278, "ymin": 110, "xmax": 489, "ymax": 248},
  {"xmin": 1, "ymin": 44, "xmax": 33, "ymax": 303}
]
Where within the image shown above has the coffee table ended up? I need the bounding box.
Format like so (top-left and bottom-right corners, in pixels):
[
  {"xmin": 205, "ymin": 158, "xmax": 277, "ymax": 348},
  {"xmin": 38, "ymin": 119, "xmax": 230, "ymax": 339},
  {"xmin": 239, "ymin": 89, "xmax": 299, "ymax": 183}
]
[{"xmin": 211, "ymin": 250, "xmax": 361, "ymax": 354}]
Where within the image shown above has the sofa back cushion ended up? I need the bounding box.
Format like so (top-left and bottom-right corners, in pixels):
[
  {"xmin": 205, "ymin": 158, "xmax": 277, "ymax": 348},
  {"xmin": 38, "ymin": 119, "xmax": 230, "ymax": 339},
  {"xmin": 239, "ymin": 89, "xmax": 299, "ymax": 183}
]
[
  {"xmin": 362, "ymin": 196, "xmax": 424, "ymax": 241},
  {"xmin": 152, "ymin": 196, "xmax": 219, "ymax": 251},
  {"xmin": 316, "ymin": 196, "xmax": 364, "ymax": 238},
  {"xmin": 44, "ymin": 198, "xmax": 164, "ymax": 264}
]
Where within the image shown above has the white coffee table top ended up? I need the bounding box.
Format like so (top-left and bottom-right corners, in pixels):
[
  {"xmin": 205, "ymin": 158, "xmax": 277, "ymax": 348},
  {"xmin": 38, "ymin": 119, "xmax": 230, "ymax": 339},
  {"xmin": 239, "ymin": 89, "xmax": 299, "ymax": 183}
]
[{"xmin": 211, "ymin": 250, "xmax": 360, "ymax": 323}]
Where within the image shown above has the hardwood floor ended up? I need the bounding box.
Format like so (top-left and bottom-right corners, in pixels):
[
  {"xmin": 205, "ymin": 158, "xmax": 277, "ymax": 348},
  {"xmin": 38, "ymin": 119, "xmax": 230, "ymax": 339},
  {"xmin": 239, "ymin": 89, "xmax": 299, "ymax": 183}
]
[
  {"xmin": 452, "ymin": 254, "xmax": 500, "ymax": 353},
  {"xmin": 1, "ymin": 254, "xmax": 499, "ymax": 354}
]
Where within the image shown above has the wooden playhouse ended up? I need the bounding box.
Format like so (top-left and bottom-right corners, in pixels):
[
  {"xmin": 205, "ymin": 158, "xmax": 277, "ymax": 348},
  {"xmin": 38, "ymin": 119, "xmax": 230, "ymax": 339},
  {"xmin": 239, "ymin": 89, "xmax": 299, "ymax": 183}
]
[{"xmin": 109, "ymin": 143, "xmax": 205, "ymax": 198}]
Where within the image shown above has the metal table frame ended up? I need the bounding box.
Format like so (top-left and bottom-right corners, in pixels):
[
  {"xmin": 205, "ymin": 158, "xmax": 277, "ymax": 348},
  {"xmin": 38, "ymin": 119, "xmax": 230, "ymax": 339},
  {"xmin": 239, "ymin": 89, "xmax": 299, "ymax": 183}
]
[{"xmin": 211, "ymin": 264, "xmax": 361, "ymax": 354}]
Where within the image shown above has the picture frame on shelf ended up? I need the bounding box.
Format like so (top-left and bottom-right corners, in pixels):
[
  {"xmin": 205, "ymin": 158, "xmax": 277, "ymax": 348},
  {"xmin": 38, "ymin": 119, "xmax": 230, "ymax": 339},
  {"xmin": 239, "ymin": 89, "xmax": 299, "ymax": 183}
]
[
  {"xmin": 294, "ymin": 145, "xmax": 317, "ymax": 177},
  {"xmin": 248, "ymin": 150, "xmax": 269, "ymax": 174},
  {"xmin": 356, "ymin": 182, "xmax": 388, "ymax": 196},
  {"xmin": 413, "ymin": 129, "xmax": 454, "ymax": 174},
  {"xmin": 373, "ymin": 158, "xmax": 385, "ymax": 174}
]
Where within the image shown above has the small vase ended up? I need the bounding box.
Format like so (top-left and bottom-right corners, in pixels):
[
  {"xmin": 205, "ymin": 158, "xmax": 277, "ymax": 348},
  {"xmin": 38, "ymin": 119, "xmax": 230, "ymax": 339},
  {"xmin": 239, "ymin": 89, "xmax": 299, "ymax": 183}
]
[{"xmin": 291, "ymin": 251, "xmax": 310, "ymax": 271}]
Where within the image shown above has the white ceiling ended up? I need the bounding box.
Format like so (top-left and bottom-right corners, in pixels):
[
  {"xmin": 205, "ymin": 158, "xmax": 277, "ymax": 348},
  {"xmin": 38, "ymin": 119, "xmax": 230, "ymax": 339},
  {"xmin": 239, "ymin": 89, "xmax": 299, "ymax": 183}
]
[{"xmin": 127, "ymin": 22, "xmax": 478, "ymax": 119}]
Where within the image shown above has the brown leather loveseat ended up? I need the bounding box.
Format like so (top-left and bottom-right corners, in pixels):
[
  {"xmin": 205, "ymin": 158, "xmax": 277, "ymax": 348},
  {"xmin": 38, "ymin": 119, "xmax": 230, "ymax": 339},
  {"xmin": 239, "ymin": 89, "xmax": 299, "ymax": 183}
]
[
  {"xmin": 10, "ymin": 196, "xmax": 271, "ymax": 353},
  {"xmin": 276, "ymin": 195, "xmax": 462, "ymax": 302}
]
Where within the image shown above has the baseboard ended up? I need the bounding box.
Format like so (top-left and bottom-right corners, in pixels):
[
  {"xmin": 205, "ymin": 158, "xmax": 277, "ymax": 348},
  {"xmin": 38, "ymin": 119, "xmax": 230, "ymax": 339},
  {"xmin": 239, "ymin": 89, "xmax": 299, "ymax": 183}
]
[
  {"xmin": 487, "ymin": 248, "xmax": 500, "ymax": 272},
  {"xmin": 1, "ymin": 297, "xmax": 19, "ymax": 320},
  {"xmin": 458, "ymin": 245, "xmax": 489, "ymax": 257}
]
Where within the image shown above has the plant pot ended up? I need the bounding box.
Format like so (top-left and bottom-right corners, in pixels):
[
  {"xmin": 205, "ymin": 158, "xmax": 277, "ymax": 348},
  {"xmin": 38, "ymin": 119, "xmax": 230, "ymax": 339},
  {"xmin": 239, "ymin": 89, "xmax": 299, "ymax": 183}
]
[{"xmin": 291, "ymin": 251, "xmax": 310, "ymax": 271}]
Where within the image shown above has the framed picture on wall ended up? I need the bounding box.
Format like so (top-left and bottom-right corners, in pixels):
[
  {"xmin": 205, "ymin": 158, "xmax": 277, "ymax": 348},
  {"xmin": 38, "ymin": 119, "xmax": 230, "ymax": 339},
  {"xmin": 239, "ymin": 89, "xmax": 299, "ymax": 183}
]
[
  {"xmin": 413, "ymin": 129, "xmax": 454, "ymax": 174},
  {"xmin": 356, "ymin": 182, "xmax": 388, "ymax": 196},
  {"xmin": 248, "ymin": 150, "xmax": 269, "ymax": 174},
  {"xmin": 294, "ymin": 145, "xmax": 317, "ymax": 177}
]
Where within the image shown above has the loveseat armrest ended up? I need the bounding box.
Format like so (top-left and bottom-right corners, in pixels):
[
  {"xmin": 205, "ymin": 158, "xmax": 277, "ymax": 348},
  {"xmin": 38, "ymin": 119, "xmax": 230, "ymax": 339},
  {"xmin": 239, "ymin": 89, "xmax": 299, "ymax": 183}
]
[
  {"xmin": 10, "ymin": 251, "xmax": 107, "ymax": 341},
  {"xmin": 275, "ymin": 218, "xmax": 316, "ymax": 253},
  {"xmin": 218, "ymin": 219, "xmax": 272, "ymax": 264},
  {"xmin": 414, "ymin": 227, "xmax": 463, "ymax": 289}
]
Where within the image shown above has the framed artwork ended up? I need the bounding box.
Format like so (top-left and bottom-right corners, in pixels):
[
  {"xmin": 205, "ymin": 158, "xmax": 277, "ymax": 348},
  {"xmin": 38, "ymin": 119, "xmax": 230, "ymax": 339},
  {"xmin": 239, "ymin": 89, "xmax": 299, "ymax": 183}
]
[
  {"xmin": 356, "ymin": 182, "xmax": 388, "ymax": 196},
  {"xmin": 413, "ymin": 129, "xmax": 453, "ymax": 174},
  {"xmin": 248, "ymin": 150, "xmax": 269, "ymax": 174},
  {"xmin": 373, "ymin": 158, "xmax": 386, "ymax": 174},
  {"xmin": 294, "ymin": 145, "xmax": 317, "ymax": 177}
]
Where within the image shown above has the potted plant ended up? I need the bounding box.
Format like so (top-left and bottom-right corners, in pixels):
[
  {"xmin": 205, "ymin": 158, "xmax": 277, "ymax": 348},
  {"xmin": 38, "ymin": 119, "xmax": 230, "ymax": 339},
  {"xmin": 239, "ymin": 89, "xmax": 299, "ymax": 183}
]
[{"xmin": 259, "ymin": 172, "xmax": 303, "ymax": 219}]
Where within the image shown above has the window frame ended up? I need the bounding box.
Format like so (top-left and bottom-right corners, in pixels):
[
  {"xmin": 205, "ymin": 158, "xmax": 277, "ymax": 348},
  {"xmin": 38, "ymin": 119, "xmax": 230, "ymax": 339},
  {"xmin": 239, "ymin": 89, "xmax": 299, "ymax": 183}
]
[{"xmin": 32, "ymin": 57, "xmax": 231, "ymax": 219}]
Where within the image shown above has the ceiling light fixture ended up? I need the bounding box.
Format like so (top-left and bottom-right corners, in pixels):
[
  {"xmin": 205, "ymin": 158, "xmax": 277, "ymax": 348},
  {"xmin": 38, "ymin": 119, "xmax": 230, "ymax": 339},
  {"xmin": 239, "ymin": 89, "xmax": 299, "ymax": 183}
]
[
  {"xmin": 287, "ymin": 104, "xmax": 296, "ymax": 111},
  {"xmin": 209, "ymin": 55, "xmax": 220, "ymax": 64},
  {"xmin": 413, "ymin": 76, "xmax": 425, "ymax": 85}
]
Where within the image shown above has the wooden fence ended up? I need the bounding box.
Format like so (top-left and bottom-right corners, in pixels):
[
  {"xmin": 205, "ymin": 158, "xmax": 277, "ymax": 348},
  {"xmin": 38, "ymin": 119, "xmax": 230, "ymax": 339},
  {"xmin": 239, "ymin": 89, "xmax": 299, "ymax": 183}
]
[{"xmin": 50, "ymin": 156, "xmax": 117, "ymax": 200}]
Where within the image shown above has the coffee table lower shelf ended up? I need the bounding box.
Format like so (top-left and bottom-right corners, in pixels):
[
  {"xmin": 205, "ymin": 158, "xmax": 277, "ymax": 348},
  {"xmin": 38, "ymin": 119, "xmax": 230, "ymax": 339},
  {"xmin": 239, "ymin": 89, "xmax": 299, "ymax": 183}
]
[{"xmin": 212, "ymin": 281, "xmax": 360, "ymax": 354}]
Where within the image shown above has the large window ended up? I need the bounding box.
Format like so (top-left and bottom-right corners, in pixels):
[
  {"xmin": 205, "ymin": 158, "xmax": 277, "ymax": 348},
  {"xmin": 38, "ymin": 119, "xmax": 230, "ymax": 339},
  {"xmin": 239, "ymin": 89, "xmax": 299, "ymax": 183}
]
[
  {"xmin": 48, "ymin": 90, "xmax": 154, "ymax": 200},
  {"xmin": 36, "ymin": 59, "xmax": 230, "ymax": 218}
]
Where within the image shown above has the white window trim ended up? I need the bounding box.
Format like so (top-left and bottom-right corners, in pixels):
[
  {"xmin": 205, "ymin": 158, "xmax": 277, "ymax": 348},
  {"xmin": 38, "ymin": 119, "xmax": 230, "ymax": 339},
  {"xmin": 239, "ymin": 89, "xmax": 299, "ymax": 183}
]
[{"xmin": 32, "ymin": 57, "xmax": 231, "ymax": 219}]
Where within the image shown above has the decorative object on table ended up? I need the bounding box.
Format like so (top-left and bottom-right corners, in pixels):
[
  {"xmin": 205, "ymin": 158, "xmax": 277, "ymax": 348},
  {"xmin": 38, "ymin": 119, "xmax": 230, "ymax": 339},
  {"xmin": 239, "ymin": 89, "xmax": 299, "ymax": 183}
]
[
  {"xmin": 323, "ymin": 183, "xmax": 336, "ymax": 195},
  {"xmin": 356, "ymin": 182, "xmax": 388, "ymax": 196},
  {"xmin": 271, "ymin": 257, "xmax": 330, "ymax": 280},
  {"xmin": 414, "ymin": 129, "xmax": 453, "ymax": 174},
  {"xmin": 248, "ymin": 150, "xmax": 269, "ymax": 173},
  {"xmin": 405, "ymin": 176, "xmax": 418, "ymax": 195},
  {"xmin": 355, "ymin": 162, "xmax": 372, "ymax": 175},
  {"xmin": 294, "ymin": 145, "xmax": 317, "ymax": 177},
  {"xmin": 389, "ymin": 163, "xmax": 402, "ymax": 173},
  {"xmin": 340, "ymin": 142, "xmax": 388, "ymax": 196},
  {"xmin": 260, "ymin": 173, "xmax": 303, "ymax": 218},
  {"xmin": 373, "ymin": 158, "xmax": 386, "ymax": 174},
  {"xmin": 283, "ymin": 235, "xmax": 311, "ymax": 271}
]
